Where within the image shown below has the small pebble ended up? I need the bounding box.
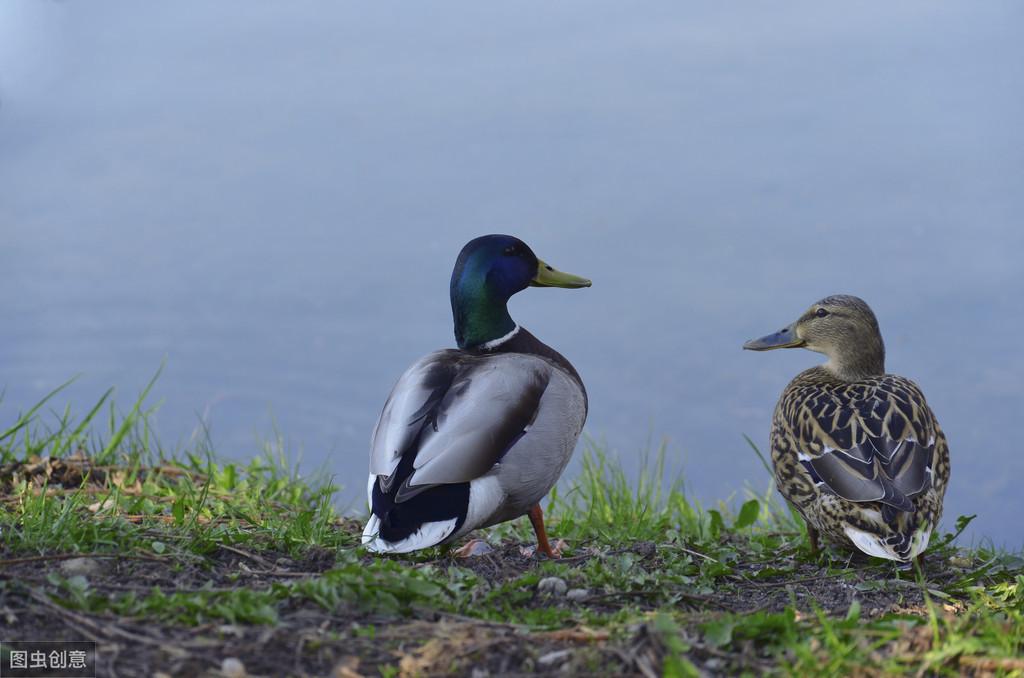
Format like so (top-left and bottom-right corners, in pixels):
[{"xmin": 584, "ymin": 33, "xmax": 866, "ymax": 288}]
[
  {"xmin": 60, "ymin": 558, "xmax": 100, "ymax": 577},
  {"xmin": 633, "ymin": 541, "xmax": 657, "ymax": 558},
  {"xmin": 537, "ymin": 649, "xmax": 572, "ymax": 667},
  {"xmin": 566, "ymin": 588, "xmax": 589, "ymax": 602},
  {"xmin": 537, "ymin": 576, "xmax": 567, "ymax": 596},
  {"xmin": 221, "ymin": 657, "xmax": 247, "ymax": 678},
  {"xmin": 463, "ymin": 540, "xmax": 494, "ymax": 557},
  {"xmin": 705, "ymin": 658, "xmax": 724, "ymax": 671},
  {"xmin": 470, "ymin": 668, "xmax": 490, "ymax": 678}
]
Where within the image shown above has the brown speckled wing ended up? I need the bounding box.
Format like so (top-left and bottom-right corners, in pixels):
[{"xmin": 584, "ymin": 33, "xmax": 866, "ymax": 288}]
[{"xmin": 784, "ymin": 373, "xmax": 939, "ymax": 522}]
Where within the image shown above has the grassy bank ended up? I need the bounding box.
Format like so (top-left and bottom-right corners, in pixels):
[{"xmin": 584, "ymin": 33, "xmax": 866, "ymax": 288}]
[{"xmin": 1, "ymin": 387, "xmax": 1022, "ymax": 677}]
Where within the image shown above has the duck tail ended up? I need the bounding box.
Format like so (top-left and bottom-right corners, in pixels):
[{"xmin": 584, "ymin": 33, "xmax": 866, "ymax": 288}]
[
  {"xmin": 361, "ymin": 513, "xmax": 458, "ymax": 553},
  {"xmin": 362, "ymin": 473, "xmax": 470, "ymax": 553},
  {"xmin": 843, "ymin": 522, "xmax": 933, "ymax": 562}
]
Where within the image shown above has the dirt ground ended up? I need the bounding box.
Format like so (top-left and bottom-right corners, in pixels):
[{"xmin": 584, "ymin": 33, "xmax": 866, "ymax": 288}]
[{"xmin": 0, "ymin": 534, "xmax": 943, "ymax": 678}]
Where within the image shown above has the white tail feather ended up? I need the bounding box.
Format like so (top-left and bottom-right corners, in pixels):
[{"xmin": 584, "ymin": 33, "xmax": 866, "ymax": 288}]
[
  {"xmin": 361, "ymin": 515, "xmax": 458, "ymax": 554},
  {"xmin": 844, "ymin": 524, "xmax": 933, "ymax": 562}
]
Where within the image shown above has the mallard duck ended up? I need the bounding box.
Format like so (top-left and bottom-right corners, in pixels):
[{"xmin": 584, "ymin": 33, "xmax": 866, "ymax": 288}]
[
  {"xmin": 744, "ymin": 295, "xmax": 950, "ymax": 563},
  {"xmin": 362, "ymin": 234, "xmax": 590, "ymax": 556}
]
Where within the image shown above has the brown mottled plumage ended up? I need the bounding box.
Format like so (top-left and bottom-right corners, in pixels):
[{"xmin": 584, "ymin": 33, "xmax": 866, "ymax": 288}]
[{"xmin": 745, "ymin": 295, "xmax": 950, "ymax": 563}]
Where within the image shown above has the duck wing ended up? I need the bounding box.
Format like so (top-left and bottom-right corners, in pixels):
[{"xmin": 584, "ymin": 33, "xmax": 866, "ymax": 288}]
[
  {"xmin": 369, "ymin": 351, "xmax": 552, "ymax": 502},
  {"xmin": 794, "ymin": 376, "xmax": 938, "ymax": 522}
]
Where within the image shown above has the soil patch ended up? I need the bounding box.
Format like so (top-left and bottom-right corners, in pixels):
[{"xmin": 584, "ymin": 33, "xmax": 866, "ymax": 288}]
[{"xmin": 1, "ymin": 534, "xmax": 952, "ymax": 677}]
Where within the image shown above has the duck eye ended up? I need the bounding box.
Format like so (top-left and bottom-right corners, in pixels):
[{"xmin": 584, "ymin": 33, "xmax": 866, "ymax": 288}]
[
  {"xmin": 815, "ymin": 308, "xmax": 829, "ymax": 318},
  {"xmin": 503, "ymin": 246, "xmax": 516, "ymax": 256}
]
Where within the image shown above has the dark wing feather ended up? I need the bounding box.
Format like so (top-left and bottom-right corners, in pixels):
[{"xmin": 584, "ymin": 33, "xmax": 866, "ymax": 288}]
[{"xmin": 808, "ymin": 451, "xmax": 914, "ymax": 513}]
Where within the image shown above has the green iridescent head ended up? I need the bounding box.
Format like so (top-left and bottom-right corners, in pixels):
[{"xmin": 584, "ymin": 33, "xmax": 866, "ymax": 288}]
[{"xmin": 449, "ymin": 235, "xmax": 591, "ymax": 349}]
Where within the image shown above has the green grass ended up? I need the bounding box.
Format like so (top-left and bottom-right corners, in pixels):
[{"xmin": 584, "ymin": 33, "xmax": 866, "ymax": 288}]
[{"xmin": 1, "ymin": 383, "xmax": 1022, "ymax": 676}]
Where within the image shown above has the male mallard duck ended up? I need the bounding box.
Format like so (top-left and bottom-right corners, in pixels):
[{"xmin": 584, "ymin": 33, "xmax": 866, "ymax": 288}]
[
  {"xmin": 362, "ymin": 235, "xmax": 590, "ymax": 556},
  {"xmin": 744, "ymin": 295, "xmax": 950, "ymax": 563}
]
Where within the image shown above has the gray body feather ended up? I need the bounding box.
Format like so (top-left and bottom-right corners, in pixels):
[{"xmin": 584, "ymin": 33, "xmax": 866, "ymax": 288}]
[{"xmin": 369, "ymin": 349, "xmax": 586, "ymax": 534}]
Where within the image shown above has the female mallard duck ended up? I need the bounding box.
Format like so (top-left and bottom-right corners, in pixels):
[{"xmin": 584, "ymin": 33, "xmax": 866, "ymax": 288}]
[
  {"xmin": 362, "ymin": 234, "xmax": 590, "ymax": 556},
  {"xmin": 744, "ymin": 295, "xmax": 950, "ymax": 563}
]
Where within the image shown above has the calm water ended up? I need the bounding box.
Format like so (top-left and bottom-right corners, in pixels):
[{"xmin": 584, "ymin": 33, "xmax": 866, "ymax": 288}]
[{"xmin": 2, "ymin": 2, "xmax": 1021, "ymax": 545}]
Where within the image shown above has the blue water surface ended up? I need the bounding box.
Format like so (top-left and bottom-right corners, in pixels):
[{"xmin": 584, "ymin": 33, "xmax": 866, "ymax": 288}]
[{"xmin": 1, "ymin": 1, "xmax": 1021, "ymax": 545}]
